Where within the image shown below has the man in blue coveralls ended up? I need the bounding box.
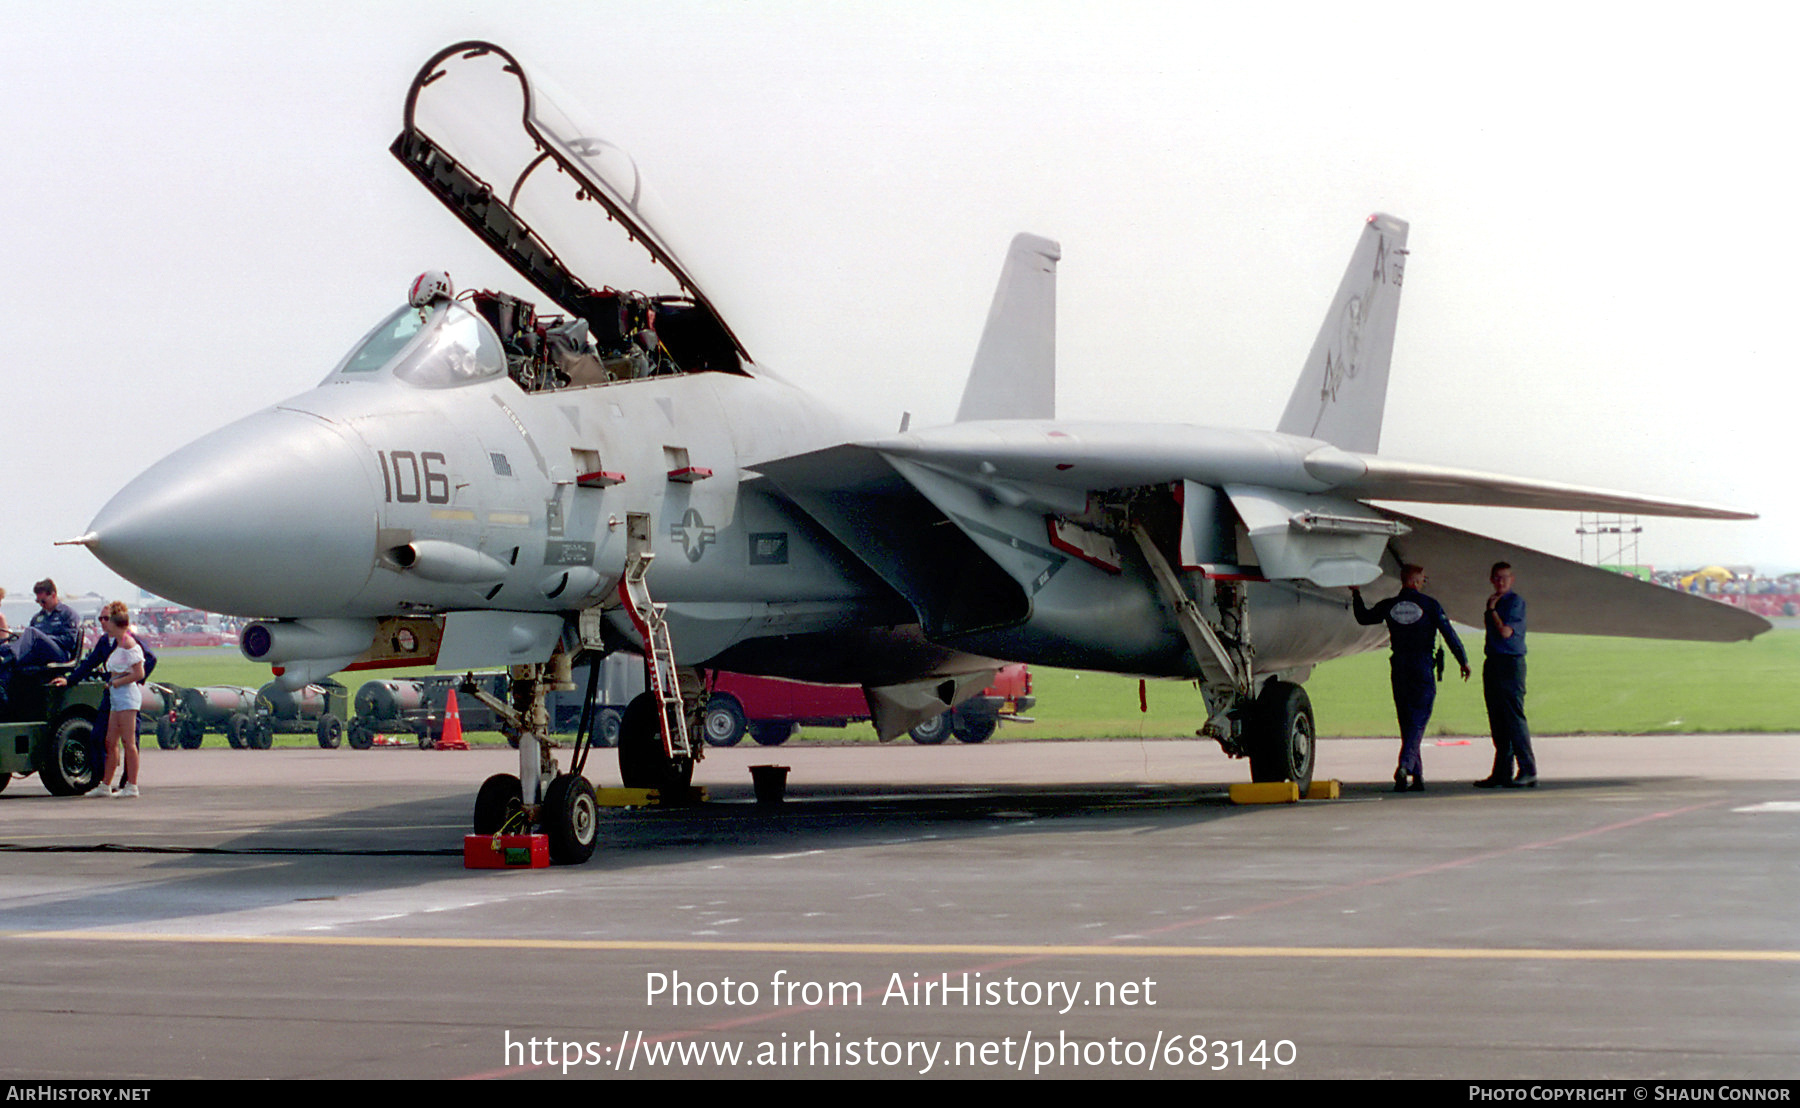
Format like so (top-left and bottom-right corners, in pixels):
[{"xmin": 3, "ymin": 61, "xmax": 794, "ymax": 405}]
[
  {"xmin": 0, "ymin": 579, "xmax": 80, "ymax": 677},
  {"xmin": 1351, "ymin": 564, "xmax": 1469, "ymax": 792},
  {"xmin": 1475, "ymin": 562, "xmax": 1536, "ymax": 788}
]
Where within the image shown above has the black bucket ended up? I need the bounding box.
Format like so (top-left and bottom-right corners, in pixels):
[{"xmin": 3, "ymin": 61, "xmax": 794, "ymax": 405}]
[{"xmin": 749, "ymin": 764, "xmax": 790, "ymax": 804}]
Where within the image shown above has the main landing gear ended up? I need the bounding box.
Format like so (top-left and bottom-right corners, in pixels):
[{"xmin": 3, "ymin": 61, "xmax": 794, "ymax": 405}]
[{"xmin": 1130, "ymin": 523, "xmax": 1316, "ymax": 796}]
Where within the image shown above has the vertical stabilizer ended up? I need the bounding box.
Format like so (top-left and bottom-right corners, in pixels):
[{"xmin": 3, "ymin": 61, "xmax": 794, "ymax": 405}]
[
  {"xmin": 1277, "ymin": 214, "xmax": 1409, "ymax": 454},
  {"xmin": 956, "ymin": 233, "xmax": 1060, "ymax": 422}
]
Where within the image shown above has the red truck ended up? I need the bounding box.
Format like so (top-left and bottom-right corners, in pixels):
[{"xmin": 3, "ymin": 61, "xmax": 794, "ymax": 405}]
[{"xmin": 702, "ymin": 664, "xmax": 1035, "ymax": 747}]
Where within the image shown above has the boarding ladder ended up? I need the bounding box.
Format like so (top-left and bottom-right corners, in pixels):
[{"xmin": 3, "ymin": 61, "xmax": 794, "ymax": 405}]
[{"xmin": 619, "ymin": 515, "xmax": 693, "ymax": 761}]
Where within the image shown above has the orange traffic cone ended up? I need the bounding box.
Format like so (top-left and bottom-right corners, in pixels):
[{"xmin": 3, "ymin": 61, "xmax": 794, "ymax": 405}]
[{"xmin": 437, "ymin": 688, "xmax": 469, "ymax": 750}]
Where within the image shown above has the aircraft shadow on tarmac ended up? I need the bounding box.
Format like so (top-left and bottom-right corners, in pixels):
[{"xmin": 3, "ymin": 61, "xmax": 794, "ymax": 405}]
[
  {"xmin": 0, "ymin": 781, "xmax": 1279, "ymax": 932},
  {"xmin": 0, "ymin": 775, "xmax": 1665, "ymax": 934}
]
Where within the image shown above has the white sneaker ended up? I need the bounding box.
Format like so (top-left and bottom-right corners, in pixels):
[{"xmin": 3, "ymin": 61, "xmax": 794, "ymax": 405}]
[
  {"xmin": 87, "ymin": 785, "xmax": 116, "ymax": 798},
  {"xmin": 115, "ymin": 783, "xmax": 140, "ymax": 798}
]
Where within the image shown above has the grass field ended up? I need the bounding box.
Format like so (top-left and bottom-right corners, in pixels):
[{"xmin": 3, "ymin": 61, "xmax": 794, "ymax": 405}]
[
  {"xmin": 143, "ymin": 629, "xmax": 1800, "ymax": 746},
  {"xmin": 1020, "ymin": 629, "xmax": 1800, "ymax": 739}
]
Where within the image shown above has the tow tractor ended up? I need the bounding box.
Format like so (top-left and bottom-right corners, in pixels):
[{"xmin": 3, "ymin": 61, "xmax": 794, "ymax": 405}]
[{"xmin": 0, "ymin": 666, "xmax": 108, "ymax": 796}]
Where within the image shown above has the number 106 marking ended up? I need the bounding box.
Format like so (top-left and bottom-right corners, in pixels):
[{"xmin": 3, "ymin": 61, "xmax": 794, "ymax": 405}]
[{"xmin": 378, "ymin": 450, "xmax": 450, "ymax": 505}]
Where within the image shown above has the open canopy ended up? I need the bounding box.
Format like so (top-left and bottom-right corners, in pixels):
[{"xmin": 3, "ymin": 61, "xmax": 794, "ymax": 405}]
[{"xmin": 392, "ymin": 41, "xmax": 747, "ymax": 374}]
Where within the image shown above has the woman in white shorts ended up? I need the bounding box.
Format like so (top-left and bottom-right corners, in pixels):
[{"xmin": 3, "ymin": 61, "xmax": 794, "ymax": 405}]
[{"xmin": 94, "ymin": 602, "xmax": 146, "ymax": 798}]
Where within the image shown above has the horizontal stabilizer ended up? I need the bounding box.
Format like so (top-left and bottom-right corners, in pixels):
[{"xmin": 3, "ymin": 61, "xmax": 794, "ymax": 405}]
[
  {"xmin": 1277, "ymin": 214, "xmax": 1409, "ymax": 454},
  {"xmin": 957, "ymin": 233, "xmax": 1060, "ymax": 422},
  {"xmin": 1382, "ymin": 508, "xmax": 1770, "ymax": 642}
]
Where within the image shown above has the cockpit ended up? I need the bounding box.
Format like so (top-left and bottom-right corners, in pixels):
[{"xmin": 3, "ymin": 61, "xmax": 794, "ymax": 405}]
[
  {"xmin": 327, "ymin": 282, "xmax": 724, "ymax": 395},
  {"xmin": 386, "ymin": 42, "xmax": 751, "ymax": 389},
  {"xmin": 326, "ymin": 300, "xmax": 505, "ymax": 389}
]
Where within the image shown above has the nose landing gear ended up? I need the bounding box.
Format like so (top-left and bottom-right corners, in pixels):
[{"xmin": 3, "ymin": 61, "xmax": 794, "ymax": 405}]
[{"xmin": 460, "ymin": 653, "xmax": 602, "ymax": 865}]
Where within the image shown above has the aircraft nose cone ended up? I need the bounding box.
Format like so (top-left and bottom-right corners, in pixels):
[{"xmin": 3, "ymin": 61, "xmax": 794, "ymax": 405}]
[{"xmin": 86, "ymin": 408, "xmax": 377, "ymax": 615}]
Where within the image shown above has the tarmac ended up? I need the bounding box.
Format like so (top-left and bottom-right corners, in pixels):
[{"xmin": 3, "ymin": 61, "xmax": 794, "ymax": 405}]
[{"xmin": 2, "ymin": 734, "xmax": 1796, "ymax": 1080}]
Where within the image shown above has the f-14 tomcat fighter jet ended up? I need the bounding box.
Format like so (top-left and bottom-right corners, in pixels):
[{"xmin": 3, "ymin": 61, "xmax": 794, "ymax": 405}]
[{"xmin": 74, "ymin": 43, "xmax": 1765, "ymax": 863}]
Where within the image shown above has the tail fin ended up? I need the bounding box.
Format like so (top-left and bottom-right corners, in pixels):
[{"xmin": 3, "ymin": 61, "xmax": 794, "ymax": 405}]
[
  {"xmin": 1277, "ymin": 213, "xmax": 1409, "ymax": 453},
  {"xmin": 956, "ymin": 233, "xmax": 1060, "ymax": 422}
]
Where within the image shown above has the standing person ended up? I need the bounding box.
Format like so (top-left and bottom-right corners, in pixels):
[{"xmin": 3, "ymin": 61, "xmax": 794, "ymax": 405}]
[
  {"xmin": 88, "ymin": 603, "xmax": 146, "ymax": 799},
  {"xmin": 1350, "ymin": 564, "xmax": 1470, "ymax": 792},
  {"xmin": 54, "ymin": 628, "xmax": 158, "ymax": 792},
  {"xmin": 1476, "ymin": 562, "xmax": 1536, "ymax": 788}
]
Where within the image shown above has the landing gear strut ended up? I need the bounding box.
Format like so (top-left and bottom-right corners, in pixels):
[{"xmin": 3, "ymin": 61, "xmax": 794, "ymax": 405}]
[{"xmin": 461, "ymin": 512, "xmax": 700, "ymax": 861}]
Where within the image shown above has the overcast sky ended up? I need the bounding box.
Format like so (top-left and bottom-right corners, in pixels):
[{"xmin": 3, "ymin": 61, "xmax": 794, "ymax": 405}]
[{"xmin": 4, "ymin": 1, "xmax": 1793, "ymax": 606}]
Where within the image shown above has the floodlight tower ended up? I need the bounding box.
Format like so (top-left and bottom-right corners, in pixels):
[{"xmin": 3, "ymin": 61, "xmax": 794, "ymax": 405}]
[{"xmin": 1576, "ymin": 513, "xmax": 1643, "ymax": 575}]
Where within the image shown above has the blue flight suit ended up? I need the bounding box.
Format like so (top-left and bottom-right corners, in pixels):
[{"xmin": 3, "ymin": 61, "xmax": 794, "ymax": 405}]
[
  {"xmin": 1354, "ymin": 587, "xmax": 1469, "ymax": 778},
  {"xmin": 1483, "ymin": 590, "xmax": 1535, "ymax": 782},
  {"xmin": 4, "ymin": 602, "xmax": 80, "ymax": 673}
]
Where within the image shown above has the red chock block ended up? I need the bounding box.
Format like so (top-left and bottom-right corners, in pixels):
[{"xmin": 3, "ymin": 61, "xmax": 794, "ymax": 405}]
[{"xmin": 463, "ymin": 833, "xmax": 549, "ymax": 869}]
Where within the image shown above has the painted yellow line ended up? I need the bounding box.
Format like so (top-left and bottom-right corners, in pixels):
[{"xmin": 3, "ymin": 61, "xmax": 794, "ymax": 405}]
[{"xmin": 3, "ymin": 931, "xmax": 1796, "ymax": 963}]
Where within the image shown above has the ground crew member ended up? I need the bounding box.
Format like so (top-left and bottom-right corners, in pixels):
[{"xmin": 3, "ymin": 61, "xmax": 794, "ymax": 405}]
[
  {"xmin": 1476, "ymin": 561, "xmax": 1536, "ymax": 788},
  {"xmin": 1351, "ymin": 564, "xmax": 1470, "ymax": 792}
]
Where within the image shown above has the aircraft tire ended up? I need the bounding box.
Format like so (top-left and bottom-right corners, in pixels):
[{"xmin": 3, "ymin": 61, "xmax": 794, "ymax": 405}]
[
  {"xmin": 473, "ymin": 773, "xmax": 522, "ymax": 835},
  {"xmin": 252, "ymin": 719, "xmax": 275, "ymax": 750},
  {"xmin": 346, "ymin": 719, "xmax": 373, "ymax": 750},
  {"xmin": 37, "ymin": 715, "xmax": 98, "ymax": 796},
  {"xmin": 908, "ymin": 713, "xmax": 951, "ymax": 745},
  {"xmin": 155, "ymin": 718, "xmax": 178, "ymax": 751},
  {"xmin": 225, "ymin": 715, "xmax": 248, "ymax": 750},
  {"xmin": 618, "ymin": 693, "xmax": 694, "ymax": 791},
  {"xmin": 595, "ymin": 708, "xmax": 623, "ymax": 748},
  {"xmin": 952, "ymin": 715, "xmax": 996, "ymax": 744},
  {"xmin": 542, "ymin": 774, "xmax": 598, "ymax": 865},
  {"xmin": 178, "ymin": 719, "xmax": 204, "ymax": 749},
  {"xmin": 1247, "ymin": 680, "xmax": 1315, "ymax": 795},
  {"xmin": 415, "ymin": 724, "xmax": 434, "ymax": 750},
  {"xmin": 702, "ymin": 696, "xmax": 747, "ymax": 747},
  {"xmin": 316, "ymin": 714, "xmax": 343, "ymax": 749},
  {"xmin": 0, "ymin": 772, "xmax": 9, "ymax": 794}
]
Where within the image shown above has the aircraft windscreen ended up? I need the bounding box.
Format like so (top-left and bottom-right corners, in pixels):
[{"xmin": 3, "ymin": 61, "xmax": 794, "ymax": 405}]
[
  {"xmin": 330, "ymin": 305, "xmax": 428, "ymax": 377},
  {"xmin": 391, "ymin": 302, "xmax": 505, "ymax": 388},
  {"xmin": 327, "ymin": 302, "xmax": 504, "ymax": 389},
  {"xmin": 396, "ymin": 43, "xmax": 747, "ymax": 368}
]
